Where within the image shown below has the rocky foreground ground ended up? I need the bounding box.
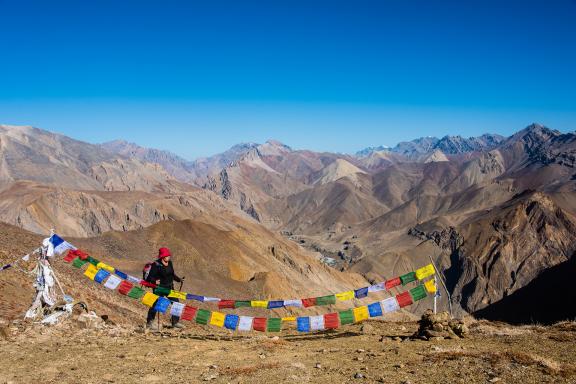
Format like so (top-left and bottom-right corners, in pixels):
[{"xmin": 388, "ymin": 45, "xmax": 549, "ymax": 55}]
[{"xmin": 0, "ymin": 316, "xmax": 574, "ymax": 384}]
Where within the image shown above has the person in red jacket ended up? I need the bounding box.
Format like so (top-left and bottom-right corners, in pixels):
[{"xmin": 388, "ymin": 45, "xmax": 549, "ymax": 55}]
[{"xmin": 146, "ymin": 247, "xmax": 185, "ymax": 330}]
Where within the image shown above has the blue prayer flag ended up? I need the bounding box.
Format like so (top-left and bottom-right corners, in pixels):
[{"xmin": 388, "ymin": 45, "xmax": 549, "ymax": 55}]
[
  {"xmin": 267, "ymin": 301, "xmax": 284, "ymax": 309},
  {"xmin": 154, "ymin": 297, "xmax": 171, "ymax": 313},
  {"xmin": 224, "ymin": 314, "xmax": 239, "ymax": 330},
  {"xmin": 114, "ymin": 270, "xmax": 128, "ymax": 280},
  {"xmin": 94, "ymin": 269, "xmax": 111, "ymax": 284},
  {"xmin": 297, "ymin": 317, "xmax": 310, "ymax": 332},
  {"xmin": 186, "ymin": 294, "xmax": 204, "ymax": 302},
  {"xmin": 355, "ymin": 287, "xmax": 369, "ymax": 299},
  {"xmin": 368, "ymin": 302, "xmax": 383, "ymax": 317}
]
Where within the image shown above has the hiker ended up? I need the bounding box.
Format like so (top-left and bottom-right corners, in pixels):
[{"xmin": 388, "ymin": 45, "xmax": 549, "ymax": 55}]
[{"xmin": 145, "ymin": 247, "xmax": 185, "ymax": 329}]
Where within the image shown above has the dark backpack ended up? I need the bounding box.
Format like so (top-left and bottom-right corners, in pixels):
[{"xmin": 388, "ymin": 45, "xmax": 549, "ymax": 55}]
[{"xmin": 143, "ymin": 260, "xmax": 160, "ymax": 282}]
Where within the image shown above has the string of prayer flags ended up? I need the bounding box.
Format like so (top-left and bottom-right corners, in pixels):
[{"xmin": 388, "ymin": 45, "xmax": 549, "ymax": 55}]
[
  {"xmin": 415, "ymin": 264, "xmax": 435, "ymax": 280},
  {"xmin": 253, "ymin": 317, "xmax": 267, "ymax": 332},
  {"xmin": 336, "ymin": 291, "xmax": 355, "ymax": 301},
  {"xmin": 354, "ymin": 287, "xmax": 369, "ymax": 299},
  {"xmin": 400, "ymin": 272, "xmax": 416, "ymax": 285},
  {"xmin": 142, "ymin": 292, "xmax": 159, "ymax": 307},
  {"xmin": 210, "ymin": 311, "xmax": 225, "ymax": 327},
  {"xmin": 381, "ymin": 297, "xmax": 400, "ymax": 313},
  {"xmin": 218, "ymin": 300, "xmax": 235, "ymax": 309},
  {"xmin": 94, "ymin": 269, "xmax": 110, "ymax": 284},
  {"xmin": 238, "ymin": 316, "xmax": 253, "ymax": 331},
  {"xmin": 424, "ymin": 279, "xmax": 437, "ymax": 294},
  {"xmin": 170, "ymin": 302, "xmax": 185, "ymax": 317},
  {"xmin": 118, "ymin": 280, "xmax": 133, "ymax": 295},
  {"xmin": 310, "ymin": 315, "xmax": 325, "ymax": 331},
  {"xmin": 83, "ymin": 264, "xmax": 98, "ymax": 280},
  {"xmin": 324, "ymin": 313, "xmax": 339, "ymax": 329},
  {"xmin": 250, "ymin": 300, "xmax": 268, "ymax": 308},
  {"xmin": 127, "ymin": 286, "xmax": 145, "ymax": 300},
  {"xmin": 224, "ymin": 314, "xmax": 239, "ymax": 330},
  {"xmin": 339, "ymin": 309, "xmax": 354, "ymax": 325},
  {"xmin": 267, "ymin": 318, "xmax": 282, "ymax": 332},
  {"xmin": 396, "ymin": 291, "xmax": 413, "ymax": 308},
  {"xmin": 180, "ymin": 306, "xmax": 197, "ymax": 321},
  {"xmin": 154, "ymin": 297, "xmax": 171, "ymax": 314},
  {"xmin": 104, "ymin": 274, "xmax": 122, "ymax": 290},
  {"xmin": 267, "ymin": 301, "xmax": 284, "ymax": 309},
  {"xmin": 368, "ymin": 302, "xmax": 383, "ymax": 317},
  {"xmin": 385, "ymin": 277, "xmax": 401, "ymax": 290},
  {"xmin": 195, "ymin": 309, "xmax": 211, "ymax": 325},
  {"xmin": 316, "ymin": 295, "xmax": 336, "ymax": 306},
  {"xmin": 410, "ymin": 285, "xmax": 427, "ymax": 301},
  {"xmin": 352, "ymin": 305, "xmax": 369, "ymax": 322},
  {"xmin": 72, "ymin": 257, "xmax": 88, "ymax": 269},
  {"xmin": 297, "ymin": 317, "xmax": 310, "ymax": 332}
]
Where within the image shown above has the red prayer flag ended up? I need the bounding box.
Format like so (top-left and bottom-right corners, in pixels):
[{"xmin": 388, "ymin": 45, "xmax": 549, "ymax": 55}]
[
  {"xmin": 218, "ymin": 300, "xmax": 235, "ymax": 309},
  {"xmin": 385, "ymin": 277, "xmax": 401, "ymax": 290},
  {"xmin": 324, "ymin": 313, "xmax": 340, "ymax": 329},
  {"xmin": 181, "ymin": 306, "xmax": 198, "ymax": 321},
  {"xmin": 396, "ymin": 291, "xmax": 413, "ymax": 308},
  {"xmin": 63, "ymin": 250, "xmax": 77, "ymax": 263},
  {"xmin": 140, "ymin": 280, "xmax": 156, "ymax": 288},
  {"xmin": 118, "ymin": 281, "xmax": 134, "ymax": 295},
  {"xmin": 253, "ymin": 317, "xmax": 267, "ymax": 332},
  {"xmin": 302, "ymin": 298, "xmax": 317, "ymax": 308}
]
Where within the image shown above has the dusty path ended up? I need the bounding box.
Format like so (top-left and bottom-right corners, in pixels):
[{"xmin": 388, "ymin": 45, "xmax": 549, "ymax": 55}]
[{"xmin": 1, "ymin": 320, "xmax": 575, "ymax": 384}]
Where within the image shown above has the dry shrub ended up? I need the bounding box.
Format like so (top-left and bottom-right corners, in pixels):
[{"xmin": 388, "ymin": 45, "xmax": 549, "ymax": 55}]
[{"xmin": 223, "ymin": 362, "xmax": 280, "ymax": 376}]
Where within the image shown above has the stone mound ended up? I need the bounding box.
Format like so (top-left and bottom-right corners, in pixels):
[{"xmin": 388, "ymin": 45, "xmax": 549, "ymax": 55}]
[{"xmin": 412, "ymin": 310, "xmax": 469, "ymax": 340}]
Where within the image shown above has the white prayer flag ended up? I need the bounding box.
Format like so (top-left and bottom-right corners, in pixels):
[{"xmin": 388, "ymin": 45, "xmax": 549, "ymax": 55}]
[
  {"xmin": 283, "ymin": 299, "xmax": 303, "ymax": 307},
  {"xmin": 310, "ymin": 315, "xmax": 325, "ymax": 331},
  {"xmin": 204, "ymin": 297, "xmax": 220, "ymax": 302},
  {"xmin": 238, "ymin": 316, "xmax": 253, "ymax": 331},
  {"xmin": 368, "ymin": 282, "xmax": 386, "ymax": 292},
  {"xmin": 103, "ymin": 275, "xmax": 122, "ymax": 290},
  {"xmin": 170, "ymin": 302, "xmax": 185, "ymax": 317},
  {"xmin": 381, "ymin": 297, "xmax": 400, "ymax": 313},
  {"xmin": 126, "ymin": 275, "xmax": 140, "ymax": 284}
]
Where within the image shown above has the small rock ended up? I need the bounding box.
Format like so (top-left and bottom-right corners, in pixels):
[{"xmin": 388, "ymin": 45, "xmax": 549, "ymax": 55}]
[
  {"xmin": 354, "ymin": 372, "xmax": 364, "ymax": 379},
  {"xmin": 270, "ymin": 336, "xmax": 280, "ymax": 341},
  {"xmin": 258, "ymin": 354, "xmax": 266, "ymax": 359},
  {"xmin": 488, "ymin": 378, "xmax": 501, "ymax": 383},
  {"xmin": 393, "ymin": 364, "xmax": 404, "ymax": 369},
  {"xmin": 356, "ymin": 349, "xmax": 365, "ymax": 353},
  {"xmin": 209, "ymin": 365, "xmax": 218, "ymax": 370},
  {"xmin": 315, "ymin": 363, "xmax": 322, "ymax": 369},
  {"xmin": 354, "ymin": 357, "xmax": 364, "ymax": 361}
]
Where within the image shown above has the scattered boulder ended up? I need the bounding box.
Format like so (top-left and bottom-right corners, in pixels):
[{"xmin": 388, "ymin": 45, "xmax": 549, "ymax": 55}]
[
  {"xmin": 412, "ymin": 310, "xmax": 469, "ymax": 340},
  {"xmin": 76, "ymin": 312, "xmax": 104, "ymax": 329}
]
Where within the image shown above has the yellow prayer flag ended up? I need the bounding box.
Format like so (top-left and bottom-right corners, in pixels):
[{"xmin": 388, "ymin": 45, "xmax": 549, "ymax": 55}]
[
  {"xmin": 84, "ymin": 264, "xmax": 98, "ymax": 280},
  {"xmin": 415, "ymin": 264, "xmax": 436, "ymax": 280},
  {"xmin": 281, "ymin": 317, "xmax": 296, "ymax": 322},
  {"xmin": 336, "ymin": 291, "xmax": 355, "ymax": 301},
  {"xmin": 210, "ymin": 311, "xmax": 225, "ymax": 327},
  {"xmin": 424, "ymin": 279, "xmax": 437, "ymax": 294},
  {"xmin": 142, "ymin": 292, "xmax": 159, "ymax": 307},
  {"xmin": 251, "ymin": 300, "xmax": 269, "ymax": 308},
  {"xmin": 96, "ymin": 262, "xmax": 115, "ymax": 273},
  {"xmin": 352, "ymin": 306, "xmax": 369, "ymax": 322},
  {"xmin": 168, "ymin": 290, "xmax": 187, "ymax": 300}
]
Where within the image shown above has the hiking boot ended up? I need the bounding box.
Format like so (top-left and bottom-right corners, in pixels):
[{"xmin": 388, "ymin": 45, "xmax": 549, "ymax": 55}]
[
  {"xmin": 172, "ymin": 322, "xmax": 185, "ymax": 329},
  {"xmin": 146, "ymin": 322, "xmax": 159, "ymax": 331}
]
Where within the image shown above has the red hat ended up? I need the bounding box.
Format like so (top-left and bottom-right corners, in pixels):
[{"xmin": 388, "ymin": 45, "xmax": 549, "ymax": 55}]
[{"xmin": 158, "ymin": 247, "xmax": 171, "ymax": 259}]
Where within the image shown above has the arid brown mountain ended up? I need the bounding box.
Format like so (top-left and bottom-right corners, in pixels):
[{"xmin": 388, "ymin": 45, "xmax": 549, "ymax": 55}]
[{"xmin": 0, "ymin": 122, "xmax": 574, "ymax": 322}]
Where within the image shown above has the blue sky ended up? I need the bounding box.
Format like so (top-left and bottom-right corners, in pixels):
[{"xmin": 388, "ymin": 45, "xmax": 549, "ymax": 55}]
[{"xmin": 1, "ymin": 0, "xmax": 575, "ymax": 158}]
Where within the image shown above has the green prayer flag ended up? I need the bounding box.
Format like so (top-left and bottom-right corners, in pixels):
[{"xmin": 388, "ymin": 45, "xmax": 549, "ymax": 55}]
[
  {"xmin": 316, "ymin": 295, "xmax": 336, "ymax": 306},
  {"xmin": 410, "ymin": 285, "xmax": 427, "ymax": 301},
  {"xmin": 267, "ymin": 318, "xmax": 282, "ymax": 332},
  {"xmin": 72, "ymin": 257, "xmax": 88, "ymax": 268},
  {"xmin": 86, "ymin": 256, "xmax": 100, "ymax": 266},
  {"xmin": 400, "ymin": 271, "xmax": 416, "ymax": 285},
  {"xmin": 127, "ymin": 286, "xmax": 145, "ymax": 299},
  {"xmin": 234, "ymin": 301, "xmax": 251, "ymax": 308},
  {"xmin": 195, "ymin": 309, "xmax": 211, "ymax": 325},
  {"xmin": 153, "ymin": 286, "xmax": 171, "ymax": 296},
  {"xmin": 339, "ymin": 309, "xmax": 354, "ymax": 325}
]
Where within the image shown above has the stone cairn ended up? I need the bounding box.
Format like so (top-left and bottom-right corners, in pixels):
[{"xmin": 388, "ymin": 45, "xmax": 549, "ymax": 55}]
[{"xmin": 412, "ymin": 309, "xmax": 469, "ymax": 340}]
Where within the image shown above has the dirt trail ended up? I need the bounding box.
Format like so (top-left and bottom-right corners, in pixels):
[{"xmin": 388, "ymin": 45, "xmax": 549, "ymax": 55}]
[{"xmin": 1, "ymin": 319, "xmax": 574, "ymax": 384}]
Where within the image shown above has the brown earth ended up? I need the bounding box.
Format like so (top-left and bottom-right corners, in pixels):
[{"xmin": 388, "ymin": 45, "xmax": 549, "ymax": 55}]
[{"xmin": 0, "ymin": 318, "xmax": 574, "ymax": 384}]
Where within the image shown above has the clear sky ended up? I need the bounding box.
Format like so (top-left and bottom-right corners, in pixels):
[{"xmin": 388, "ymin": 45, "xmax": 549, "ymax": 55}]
[{"xmin": 1, "ymin": 0, "xmax": 575, "ymax": 158}]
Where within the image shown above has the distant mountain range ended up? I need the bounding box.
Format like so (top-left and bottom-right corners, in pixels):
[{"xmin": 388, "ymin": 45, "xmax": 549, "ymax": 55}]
[{"xmin": 1, "ymin": 122, "xmax": 575, "ymax": 323}]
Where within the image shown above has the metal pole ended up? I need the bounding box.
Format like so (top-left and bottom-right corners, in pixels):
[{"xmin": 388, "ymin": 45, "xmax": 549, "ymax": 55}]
[{"xmin": 428, "ymin": 253, "xmax": 453, "ymax": 317}]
